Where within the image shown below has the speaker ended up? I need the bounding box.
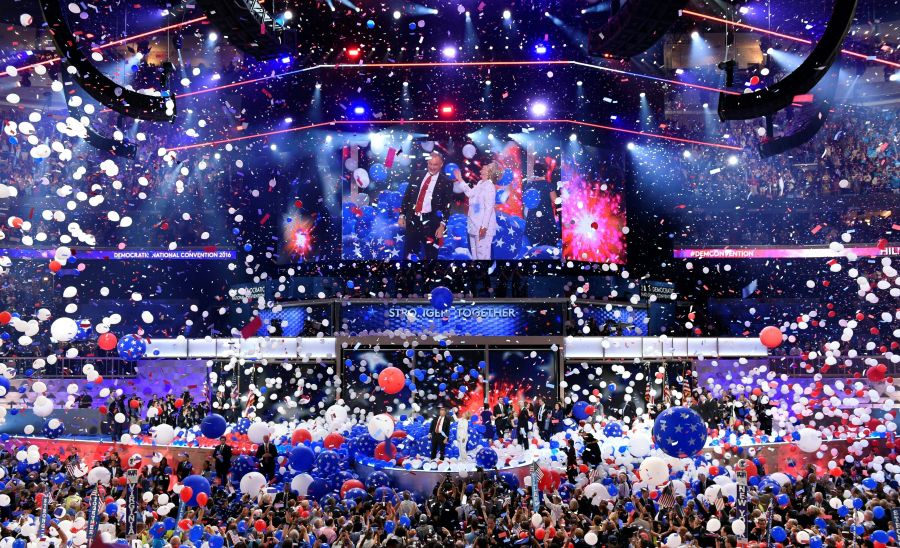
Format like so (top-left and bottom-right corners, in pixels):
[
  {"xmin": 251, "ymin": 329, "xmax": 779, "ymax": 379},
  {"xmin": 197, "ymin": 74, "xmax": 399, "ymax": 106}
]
[
  {"xmin": 39, "ymin": 0, "xmax": 175, "ymax": 122},
  {"xmin": 196, "ymin": 0, "xmax": 297, "ymax": 60},
  {"xmin": 718, "ymin": 0, "xmax": 856, "ymax": 121},
  {"xmin": 587, "ymin": 0, "xmax": 688, "ymax": 58}
]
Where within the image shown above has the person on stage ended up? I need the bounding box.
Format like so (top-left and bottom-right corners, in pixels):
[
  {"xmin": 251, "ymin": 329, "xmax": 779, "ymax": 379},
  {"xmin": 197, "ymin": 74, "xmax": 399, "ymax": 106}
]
[
  {"xmin": 256, "ymin": 433, "xmax": 278, "ymax": 481},
  {"xmin": 480, "ymin": 406, "xmax": 495, "ymax": 440},
  {"xmin": 516, "ymin": 404, "xmax": 531, "ymax": 449},
  {"xmin": 455, "ymin": 410, "xmax": 471, "ymax": 460},
  {"xmin": 430, "ymin": 407, "xmax": 451, "ymax": 460},
  {"xmin": 533, "ymin": 397, "xmax": 549, "ymax": 439},
  {"xmin": 493, "ymin": 398, "xmax": 511, "ymax": 440},
  {"xmin": 453, "ymin": 162, "xmax": 499, "ymax": 260},
  {"xmin": 213, "ymin": 435, "xmax": 233, "ymax": 486},
  {"xmin": 399, "ymin": 152, "xmax": 454, "ymax": 261}
]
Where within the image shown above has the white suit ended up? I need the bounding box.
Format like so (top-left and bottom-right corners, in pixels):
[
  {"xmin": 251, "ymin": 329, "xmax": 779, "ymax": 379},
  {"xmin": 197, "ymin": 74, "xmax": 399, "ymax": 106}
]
[
  {"xmin": 456, "ymin": 417, "xmax": 469, "ymax": 460},
  {"xmin": 463, "ymin": 179, "xmax": 498, "ymax": 260}
]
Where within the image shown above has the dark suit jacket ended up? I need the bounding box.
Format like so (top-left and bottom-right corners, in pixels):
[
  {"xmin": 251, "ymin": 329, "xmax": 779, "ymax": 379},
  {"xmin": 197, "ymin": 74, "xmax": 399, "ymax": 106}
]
[
  {"xmin": 401, "ymin": 171, "xmax": 454, "ymax": 224},
  {"xmin": 213, "ymin": 443, "xmax": 233, "ymax": 468},
  {"xmin": 430, "ymin": 416, "xmax": 451, "ymax": 440}
]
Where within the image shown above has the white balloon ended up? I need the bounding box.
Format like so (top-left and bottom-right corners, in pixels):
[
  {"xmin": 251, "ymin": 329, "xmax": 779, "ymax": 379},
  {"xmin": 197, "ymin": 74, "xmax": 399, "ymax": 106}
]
[
  {"xmin": 584, "ymin": 531, "xmax": 598, "ymax": 546},
  {"xmin": 639, "ymin": 456, "xmax": 669, "ymax": 487},
  {"xmin": 732, "ymin": 519, "xmax": 746, "ymax": 536},
  {"xmin": 247, "ymin": 421, "xmax": 272, "ymax": 445},
  {"xmin": 707, "ymin": 518, "xmax": 721, "ymax": 532},
  {"xmin": 628, "ymin": 431, "xmax": 653, "ymax": 458},
  {"xmin": 0, "ymin": 494, "xmax": 10, "ymax": 506},
  {"xmin": 50, "ymin": 317, "xmax": 78, "ymax": 342},
  {"xmin": 153, "ymin": 424, "xmax": 175, "ymax": 445},
  {"xmin": 797, "ymin": 428, "xmax": 823, "ymax": 453},
  {"xmin": 352, "ymin": 168, "xmax": 370, "ymax": 189},
  {"xmin": 367, "ymin": 413, "xmax": 394, "ymax": 441},
  {"xmin": 87, "ymin": 466, "xmax": 111, "ymax": 486},
  {"xmin": 239, "ymin": 472, "xmax": 267, "ymax": 498},
  {"xmin": 462, "ymin": 144, "xmax": 477, "ymax": 159},
  {"xmin": 666, "ymin": 533, "xmax": 681, "ymax": 548},
  {"xmin": 33, "ymin": 395, "xmax": 54, "ymax": 417},
  {"xmin": 531, "ymin": 513, "xmax": 542, "ymax": 528},
  {"xmin": 290, "ymin": 473, "xmax": 313, "ymax": 496}
]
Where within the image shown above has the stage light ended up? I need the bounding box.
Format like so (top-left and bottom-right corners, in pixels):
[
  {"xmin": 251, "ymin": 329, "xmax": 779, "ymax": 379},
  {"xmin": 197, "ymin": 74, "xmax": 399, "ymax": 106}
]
[
  {"xmin": 347, "ymin": 47, "xmax": 361, "ymax": 59},
  {"xmin": 739, "ymin": 6, "xmax": 750, "ymax": 14},
  {"xmin": 627, "ymin": 142, "xmax": 636, "ymax": 150},
  {"xmin": 208, "ymin": 32, "xmax": 219, "ymax": 42},
  {"xmin": 270, "ymin": 144, "xmax": 278, "ymax": 151},
  {"xmin": 352, "ymin": 104, "xmax": 367, "ymax": 116},
  {"xmin": 442, "ymin": 46, "xmax": 457, "ymax": 59},
  {"xmin": 283, "ymin": 10, "xmax": 293, "ymax": 20},
  {"xmin": 683, "ymin": 150, "xmax": 692, "ymax": 158},
  {"xmin": 639, "ymin": 92, "xmax": 646, "ymax": 98},
  {"xmin": 403, "ymin": 81, "xmax": 409, "ymax": 87},
  {"xmin": 569, "ymin": 133, "xmax": 577, "ymax": 142},
  {"xmin": 325, "ymin": 135, "xmax": 332, "ymax": 143},
  {"xmin": 503, "ymin": 9, "xmax": 512, "ymax": 20},
  {"xmin": 485, "ymin": 80, "xmax": 491, "ymax": 85},
  {"xmin": 577, "ymin": 80, "xmax": 583, "ymax": 86},
  {"xmin": 280, "ymin": 56, "xmax": 291, "ymax": 64},
  {"xmin": 691, "ymin": 31, "xmax": 700, "ymax": 40},
  {"xmin": 535, "ymin": 43, "xmax": 548, "ymax": 55},
  {"xmin": 393, "ymin": 10, "xmax": 401, "ymax": 19},
  {"xmin": 703, "ymin": 103, "xmax": 709, "ymax": 109},
  {"xmin": 767, "ymin": 47, "xmax": 774, "ymax": 54},
  {"xmin": 315, "ymin": 83, "xmax": 322, "ymax": 89},
  {"xmin": 530, "ymin": 101, "xmax": 548, "ymax": 117},
  {"xmin": 728, "ymin": 155, "xmax": 739, "ymax": 165},
  {"xmin": 284, "ymin": 117, "xmax": 293, "ymax": 124},
  {"xmin": 439, "ymin": 104, "xmax": 455, "ymax": 116}
]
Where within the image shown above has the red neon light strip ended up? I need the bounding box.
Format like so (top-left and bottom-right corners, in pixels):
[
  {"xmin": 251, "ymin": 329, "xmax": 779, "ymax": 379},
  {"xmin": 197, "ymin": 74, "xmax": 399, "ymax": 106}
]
[
  {"xmin": 166, "ymin": 119, "xmax": 744, "ymax": 153},
  {"xmin": 1, "ymin": 16, "xmax": 208, "ymax": 77},
  {"xmin": 682, "ymin": 9, "xmax": 900, "ymax": 69}
]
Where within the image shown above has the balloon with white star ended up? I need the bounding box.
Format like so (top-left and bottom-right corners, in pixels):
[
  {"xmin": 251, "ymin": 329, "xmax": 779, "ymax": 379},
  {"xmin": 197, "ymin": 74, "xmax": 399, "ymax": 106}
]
[{"xmin": 652, "ymin": 406, "xmax": 707, "ymax": 458}]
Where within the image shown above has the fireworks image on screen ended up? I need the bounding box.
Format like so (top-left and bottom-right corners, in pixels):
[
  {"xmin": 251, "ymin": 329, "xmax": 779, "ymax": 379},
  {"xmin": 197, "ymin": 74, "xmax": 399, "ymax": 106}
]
[
  {"xmin": 561, "ymin": 177, "xmax": 626, "ymax": 264},
  {"xmin": 283, "ymin": 215, "xmax": 315, "ymax": 259}
]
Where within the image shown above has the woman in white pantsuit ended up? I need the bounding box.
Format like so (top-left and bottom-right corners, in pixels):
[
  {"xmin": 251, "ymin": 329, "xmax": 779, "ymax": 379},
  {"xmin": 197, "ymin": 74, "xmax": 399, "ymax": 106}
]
[
  {"xmin": 454, "ymin": 163, "xmax": 499, "ymax": 260},
  {"xmin": 456, "ymin": 410, "xmax": 471, "ymax": 460}
]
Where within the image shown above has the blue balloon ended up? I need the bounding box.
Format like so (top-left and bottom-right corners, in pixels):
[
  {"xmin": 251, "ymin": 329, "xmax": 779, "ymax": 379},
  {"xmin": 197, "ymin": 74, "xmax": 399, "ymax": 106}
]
[
  {"xmin": 809, "ymin": 537, "xmax": 823, "ymax": 548},
  {"xmin": 873, "ymin": 531, "xmax": 890, "ymax": 544},
  {"xmin": 189, "ymin": 525, "xmax": 204, "ymax": 543},
  {"xmin": 183, "ymin": 475, "xmax": 211, "ymax": 507},
  {"xmin": 776, "ymin": 493, "xmax": 789, "ymax": 506},
  {"xmin": 771, "ymin": 526, "xmax": 787, "ymax": 542},
  {"xmin": 429, "ymin": 286, "xmax": 453, "ymax": 311},
  {"xmin": 475, "ymin": 447, "xmax": 498, "ymax": 469},
  {"xmin": 200, "ymin": 414, "xmax": 227, "ymax": 439},
  {"xmin": 603, "ymin": 422, "xmax": 623, "ymax": 437},
  {"xmin": 652, "ymin": 406, "xmax": 707, "ymax": 458},
  {"xmin": 443, "ymin": 163, "xmax": 460, "ymax": 179},
  {"xmin": 369, "ymin": 163, "xmax": 388, "ymax": 182},
  {"xmin": 105, "ymin": 502, "xmax": 118, "ymax": 515},
  {"xmin": 116, "ymin": 334, "xmax": 147, "ymax": 361},
  {"xmin": 0, "ymin": 377, "xmax": 10, "ymax": 396},
  {"xmin": 572, "ymin": 401, "xmax": 590, "ymax": 420},
  {"xmin": 385, "ymin": 520, "xmax": 395, "ymax": 534},
  {"xmin": 523, "ymin": 188, "xmax": 541, "ymax": 209},
  {"xmin": 874, "ymin": 505, "xmax": 886, "ymax": 519},
  {"xmin": 862, "ymin": 477, "xmax": 878, "ymax": 490},
  {"xmin": 290, "ymin": 445, "xmax": 315, "ymax": 472},
  {"xmin": 209, "ymin": 536, "xmax": 224, "ymax": 548}
]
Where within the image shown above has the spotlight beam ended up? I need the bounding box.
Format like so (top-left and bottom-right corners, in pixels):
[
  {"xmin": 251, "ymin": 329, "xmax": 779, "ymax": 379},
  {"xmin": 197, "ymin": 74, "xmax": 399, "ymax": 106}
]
[
  {"xmin": 165, "ymin": 118, "xmax": 744, "ymax": 153},
  {"xmin": 682, "ymin": 9, "xmax": 900, "ymax": 69},
  {"xmin": 160, "ymin": 60, "xmax": 738, "ymax": 105},
  {"xmin": 2, "ymin": 15, "xmax": 208, "ymax": 77}
]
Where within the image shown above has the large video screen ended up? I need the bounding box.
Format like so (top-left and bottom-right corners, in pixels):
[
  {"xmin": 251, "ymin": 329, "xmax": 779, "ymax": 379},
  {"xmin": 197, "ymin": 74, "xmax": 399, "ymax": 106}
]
[
  {"xmin": 334, "ymin": 126, "xmax": 626, "ymax": 263},
  {"xmin": 486, "ymin": 349, "xmax": 558, "ymax": 408},
  {"xmin": 341, "ymin": 350, "xmax": 414, "ymax": 416}
]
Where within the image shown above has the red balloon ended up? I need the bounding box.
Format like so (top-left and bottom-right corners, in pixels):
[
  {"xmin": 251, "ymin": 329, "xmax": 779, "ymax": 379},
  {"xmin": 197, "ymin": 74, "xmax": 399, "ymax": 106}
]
[
  {"xmin": 292, "ymin": 428, "xmax": 312, "ymax": 445},
  {"xmin": 117, "ymin": 477, "xmax": 127, "ymax": 486},
  {"xmin": 48, "ymin": 261, "xmax": 62, "ymax": 273},
  {"xmin": 866, "ymin": 364, "xmax": 887, "ymax": 383},
  {"xmin": 377, "ymin": 366, "xmax": 406, "ymax": 394},
  {"xmin": 196, "ymin": 492, "xmax": 208, "ymax": 507},
  {"xmin": 178, "ymin": 519, "xmax": 192, "ymax": 531},
  {"xmin": 547, "ymin": 527, "xmax": 556, "ymax": 538},
  {"xmin": 374, "ymin": 441, "xmax": 398, "ymax": 461},
  {"xmin": 324, "ymin": 432, "xmax": 345, "ymax": 449},
  {"xmin": 750, "ymin": 75, "xmax": 761, "ymax": 86},
  {"xmin": 98, "ymin": 332, "xmax": 118, "ymax": 351},
  {"xmin": 535, "ymin": 528, "xmax": 546, "ymax": 540},
  {"xmin": 340, "ymin": 479, "xmax": 365, "ymax": 498},
  {"xmin": 584, "ymin": 405, "xmax": 595, "ymax": 416},
  {"xmin": 129, "ymin": 399, "xmax": 140, "ymax": 409},
  {"xmin": 180, "ymin": 486, "xmax": 193, "ymax": 503},
  {"xmin": 759, "ymin": 326, "xmax": 783, "ymax": 349},
  {"xmin": 0, "ymin": 311, "xmax": 11, "ymax": 325},
  {"xmin": 174, "ymin": 398, "xmax": 184, "ymax": 409},
  {"xmin": 254, "ymin": 519, "xmax": 266, "ymax": 532}
]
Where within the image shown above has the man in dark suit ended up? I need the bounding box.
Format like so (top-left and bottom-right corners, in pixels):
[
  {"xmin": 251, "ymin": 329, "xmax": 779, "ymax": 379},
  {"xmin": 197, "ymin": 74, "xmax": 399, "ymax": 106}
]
[
  {"xmin": 493, "ymin": 398, "xmax": 511, "ymax": 440},
  {"xmin": 399, "ymin": 151, "xmax": 454, "ymax": 261},
  {"xmin": 429, "ymin": 407, "xmax": 451, "ymax": 460},
  {"xmin": 255, "ymin": 434, "xmax": 278, "ymax": 481},
  {"xmin": 533, "ymin": 397, "xmax": 549, "ymax": 439},
  {"xmin": 213, "ymin": 436, "xmax": 233, "ymax": 486}
]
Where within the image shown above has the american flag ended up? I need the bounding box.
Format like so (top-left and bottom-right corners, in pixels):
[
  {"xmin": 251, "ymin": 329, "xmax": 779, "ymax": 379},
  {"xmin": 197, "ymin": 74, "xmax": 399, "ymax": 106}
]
[
  {"xmin": 714, "ymin": 489, "xmax": 726, "ymax": 512},
  {"xmin": 657, "ymin": 483, "xmax": 676, "ymax": 509},
  {"xmin": 532, "ymin": 462, "xmax": 544, "ymax": 484},
  {"xmin": 66, "ymin": 461, "xmax": 87, "ymax": 478},
  {"xmin": 644, "ymin": 364, "xmax": 654, "ymax": 417},
  {"xmin": 682, "ymin": 368, "xmax": 693, "ymax": 406},
  {"xmin": 589, "ymin": 466, "xmax": 603, "ymax": 483}
]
